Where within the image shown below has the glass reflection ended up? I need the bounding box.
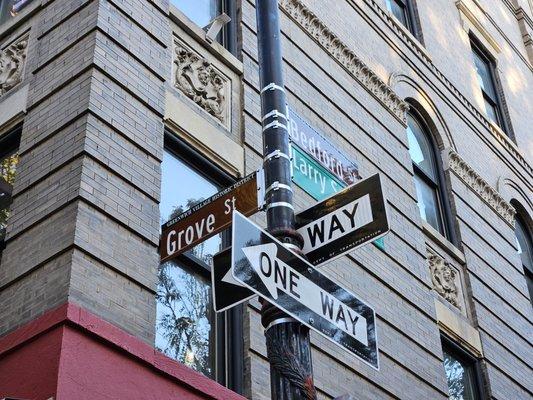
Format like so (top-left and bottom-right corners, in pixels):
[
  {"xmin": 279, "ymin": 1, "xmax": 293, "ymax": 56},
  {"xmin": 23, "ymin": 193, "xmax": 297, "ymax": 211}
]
[
  {"xmin": 171, "ymin": 0, "xmax": 220, "ymax": 28},
  {"xmin": 407, "ymin": 115, "xmax": 437, "ymax": 180},
  {"xmin": 414, "ymin": 174, "xmax": 443, "ymax": 233},
  {"xmin": 160, "ymin": 150, "xmax": 221, "ymax": 265},
  {"xmin": 156, "ymin": 261, "xmax": 215, "ymax": 377},
  {"xmin": 443, "ymin": 350, "xmax": 478, "ymax": 400},
  {"xmin": 0, "ymin": 150, "xmax": 18, "ymax": 243}
]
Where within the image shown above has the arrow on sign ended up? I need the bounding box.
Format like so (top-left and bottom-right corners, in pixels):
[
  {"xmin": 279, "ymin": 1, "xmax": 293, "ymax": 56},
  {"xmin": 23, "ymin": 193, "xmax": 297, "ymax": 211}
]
[
  {"xmin": 231, "ymin": 211, "xmax": 379, "ymax": 369},
  {"xmin": 241, "ymin": 242, "xmax": 368, "ymax": 345}
]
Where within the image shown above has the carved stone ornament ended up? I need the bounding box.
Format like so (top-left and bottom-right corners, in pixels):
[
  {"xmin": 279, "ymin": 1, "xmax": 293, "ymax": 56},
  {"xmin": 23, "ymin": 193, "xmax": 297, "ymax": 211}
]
[
  {"xmin": 428, "ymin": 251, "xmax": 461, "ymax": 309},
  {"xmin": 173, "ymin": 40, "xmax": 228, "ymax": 125},
  {"xmin": 446, "ymin": 149, "xmax": 516, "ymax": 225},
  {"xmin": 0, "ymin": 36, "xmax": 28, "ymax": 97},
  {"xmin": 279, "ymin": 0, "xmax": 409, "ymax": 124}
]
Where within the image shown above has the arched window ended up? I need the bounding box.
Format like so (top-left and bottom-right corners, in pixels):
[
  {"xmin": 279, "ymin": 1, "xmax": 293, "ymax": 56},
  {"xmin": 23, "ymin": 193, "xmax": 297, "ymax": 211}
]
[
  {"xmin": 407, "ymin": 111, "xmax": 449, "ymax": 237},
  {"xmin": 515, "ymin": 214, "xmax": 533, "ymax": 305}
]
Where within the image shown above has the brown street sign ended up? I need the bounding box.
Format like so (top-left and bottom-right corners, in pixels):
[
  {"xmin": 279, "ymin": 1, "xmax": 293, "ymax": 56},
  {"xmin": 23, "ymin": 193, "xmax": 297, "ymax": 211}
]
[{"xmin": 160, "ymin": 171, "xmax": 263, "ymax": 263}]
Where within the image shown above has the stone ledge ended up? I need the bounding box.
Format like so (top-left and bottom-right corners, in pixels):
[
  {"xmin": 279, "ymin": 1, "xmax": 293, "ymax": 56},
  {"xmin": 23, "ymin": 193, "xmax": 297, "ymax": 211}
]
[
  {"xmin": 165, "ymin": 90, "xmax": 245, "ymax": 178},
  {"xmin": 435, "ymin": 299, "xmax": 483, "ymax": 357}
]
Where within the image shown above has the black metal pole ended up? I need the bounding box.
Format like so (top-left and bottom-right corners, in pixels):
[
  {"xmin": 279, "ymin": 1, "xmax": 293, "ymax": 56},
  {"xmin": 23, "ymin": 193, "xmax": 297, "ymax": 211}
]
[{"xmin": 255, "ymin": 1, "xmax": 316, "ymax": 399}]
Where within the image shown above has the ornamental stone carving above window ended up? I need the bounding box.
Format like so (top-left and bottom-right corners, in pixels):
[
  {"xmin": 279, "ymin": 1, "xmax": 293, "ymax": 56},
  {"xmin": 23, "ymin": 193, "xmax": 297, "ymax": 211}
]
[
  {"xmin": 0, "ymin": 36, "xmax": 28, "ymax": 97},
  {"xmin": 173, "ymin": 40, "xmax": 229, "ymax": 126},
  {"xmin": 428, "ymin": 250, "xmax": 462, "ymax": 309}
]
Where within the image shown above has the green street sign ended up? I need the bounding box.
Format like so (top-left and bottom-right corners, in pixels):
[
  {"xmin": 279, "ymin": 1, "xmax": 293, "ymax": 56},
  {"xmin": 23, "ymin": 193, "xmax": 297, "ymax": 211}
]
[
  {"xmin": 292, "ymin": 145, "xmax": 344, "ymax": 200},
  {"xmin": 292, "ymin": 144, "xmax": 385, "ymax": 251}
]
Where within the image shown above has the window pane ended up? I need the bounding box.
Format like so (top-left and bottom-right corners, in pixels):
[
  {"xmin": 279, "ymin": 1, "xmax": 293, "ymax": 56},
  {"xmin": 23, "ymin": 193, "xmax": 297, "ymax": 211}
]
[
  {"xmin": 387, "ymin": 0, "xmax": 409, "ymax": 28},
  {"xmin": 0, "ymin": 150, "xmax": 18, "ymax": 243},
  {"xmin": 0, "ymin": 0, "xmax": 33, "ymax": 24},
  {"xmin": 443, "ymin": 349, "xmax": 479, "ymax": 400},
  {"xmin": 414, "ymin": 174, "xmax": 444, "ymax": 234},
  {"xmin": 472, "ymin": 48, "xmax": 497, "ymax": 102},
  {"xmin": 483, "ymin": 98, "xmax": 499, "ymax": 126},
  {"xmin": 156, "ymin": 260, "xmax": 215, "ymax": 378},
  {"xmin": 407, "ymin": 114, "xmax": 438, "ymax": 181},
  {"xmin": 515, "ymin": 217, "xmax": 533, "ymax": 274},
  {"xmin": 161, "ymin": 150, "xmax": 222, "ymax": 264},
  {"xmin": 171, "ymin": 0, "xmax": 220, "ymax": 28}
]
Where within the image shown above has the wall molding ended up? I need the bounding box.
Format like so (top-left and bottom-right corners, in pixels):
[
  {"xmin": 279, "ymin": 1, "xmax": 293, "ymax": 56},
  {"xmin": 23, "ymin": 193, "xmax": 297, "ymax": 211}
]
[
  {"xmin": 355, "ymin": 0, "xmax": 533, "ymax": 179},
  {"xmin": 444, "ymin": 148, "xmax": 516, "ymax": 226},
  {"xmin": 456, "ymin": 0, "xmax": 502, "ymax": 53},
  {"xmin": 279, "ymin": 0, "xmax": 410, "ymax": 125}
]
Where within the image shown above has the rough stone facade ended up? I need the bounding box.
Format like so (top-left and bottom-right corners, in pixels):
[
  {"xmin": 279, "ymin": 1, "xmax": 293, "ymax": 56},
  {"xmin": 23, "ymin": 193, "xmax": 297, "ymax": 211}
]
[{"xmin": 0, "ymin": 0, "xmax": 531, "ymax": 399}]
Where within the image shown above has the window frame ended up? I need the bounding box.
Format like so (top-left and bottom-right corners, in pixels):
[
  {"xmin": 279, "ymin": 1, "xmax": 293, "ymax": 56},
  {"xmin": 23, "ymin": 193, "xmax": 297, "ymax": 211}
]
[
  {"xmin": 470, "ymin": 36, "xmax": 511, "ymax": 136},
  {"xmin": 170, "ymin": 0, "xmax": 238, "ymax": 56},
  {"xmin": 159, "ymin": 132, "xmax": 243, "ymax": 391},
  {"xmin": 386, "ymin": 0, "xmax": 421, "ymax": 40},
  {"xmin": 514, "ymin": 212, "xmax": 533, "ymax": 306},
  {"xmin": 0, "ymin": 125, "xmax": 21, "ymax": 259},
  {"xmin": 441, "ymin": 334, "xmax": 485, "ymax": 400},
  {"xmin": 407, "ymin": 109, "xmax": 457, "ymax": 244}
]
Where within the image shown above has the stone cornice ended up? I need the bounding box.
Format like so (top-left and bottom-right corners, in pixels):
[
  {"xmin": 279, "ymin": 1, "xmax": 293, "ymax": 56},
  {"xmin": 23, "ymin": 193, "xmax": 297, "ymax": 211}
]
[
  {"xmin": 358, "ymin": 0, "xmax": 533, "ymax": 178},
  {"xmin": 445, "ymin": 149, "xmax": 516, "ymax": 225},
  {"xmin": 279, "ymin": 0, "xmax": 409, "ymax": 124}
]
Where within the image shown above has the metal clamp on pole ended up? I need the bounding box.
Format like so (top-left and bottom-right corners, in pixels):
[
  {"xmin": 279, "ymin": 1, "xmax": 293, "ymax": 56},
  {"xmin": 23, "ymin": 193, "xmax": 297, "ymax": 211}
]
[
  {"xmin": 264, "ymin": 149, "xmax": 291, "ymax": 162},
  {"xmin": 261, "ymin": 82, "xmax": 285, "ymax": 93},
  {"xmin": 263, "ymin": 120, "xmax": 288, "ymax": 132},
  {"xmin": 264, "ymin": 181, "xmax": 293, "ymax": 195},
  {"xmin": 262, "ymin": 109, "xmax": 288, "ymax": 122}
]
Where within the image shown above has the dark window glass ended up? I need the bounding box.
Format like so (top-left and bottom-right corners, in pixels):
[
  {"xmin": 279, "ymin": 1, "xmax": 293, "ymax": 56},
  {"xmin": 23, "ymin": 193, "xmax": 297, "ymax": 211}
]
[
  {"xmin": 471, "ymin": 40, "xmax": 506, "ymax": 131},
  {"xmin": 0, "ymin": 0, "xmax": 34, "ymax": 24},
  {"xmin": 443, "ymin": 347, "xmax": 480, "ymax": 400},
  {"xmin": 386, "ymin": 0, "xmax": 418, "ymax": 37},
  {"xmin": 0, "ymin": 130, "xmax": 20, "ymax": 259},
  {"xmin": 516, "ymin": 217, "xmax": 533, "ymax": 272},
  {"xmin": 156, "ymin": 148, "xmax": 222, "ymax": 378},
  {"xmin": 407, "ymin": 113, "xmax": 447, "ymax": 236},
  {"xmin": 515, "ymin": 215, "xmax": 533, "ymax": 304},
  {"xmin": 171, "ymin": 0, "xmax": 221, "ymax": 28}
]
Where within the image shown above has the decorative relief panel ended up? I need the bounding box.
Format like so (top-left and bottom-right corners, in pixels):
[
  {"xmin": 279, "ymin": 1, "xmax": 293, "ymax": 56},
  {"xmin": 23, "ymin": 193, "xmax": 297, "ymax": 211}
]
[
  {"xmin": 428, "ymin": 249, "xmax": 463, "ymax": 310},
  {"xmin": 279, "ymin": 0, "xmax": 409, "ymax": 124},
  {"xmin": 446, "ymin": 148, "xmax": 516, "ymax": 225},
  {"xmin": 173, "ymin": 39, "xmax": 230, "ymax": 126},
  {"xmin": 0, "ymin": 35, "xmax": 28, "ymax": 97}
]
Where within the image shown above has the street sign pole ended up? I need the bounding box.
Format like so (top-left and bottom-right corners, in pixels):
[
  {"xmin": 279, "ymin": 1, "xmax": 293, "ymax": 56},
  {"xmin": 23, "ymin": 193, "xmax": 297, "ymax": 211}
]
[{"xmin": 256, "ymin": 1, "xmax": 316, "ymax": 399}]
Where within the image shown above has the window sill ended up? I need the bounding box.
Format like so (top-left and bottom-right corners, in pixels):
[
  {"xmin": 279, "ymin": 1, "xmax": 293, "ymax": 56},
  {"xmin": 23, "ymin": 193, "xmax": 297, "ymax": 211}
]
[
  {"xmin": 169, "ymin": 4, "xmax": 242, "ymax": 75},
  {"xmin": 384, "ymin": 9, "xmax": 432, "ymax": 62},
  {"xmin": 422, "ymin": 221, "xmax": 465, "ymax": 264},
  {"xmin": 0, "ymin": 0, "xmax": 40, "ymax": 40}
]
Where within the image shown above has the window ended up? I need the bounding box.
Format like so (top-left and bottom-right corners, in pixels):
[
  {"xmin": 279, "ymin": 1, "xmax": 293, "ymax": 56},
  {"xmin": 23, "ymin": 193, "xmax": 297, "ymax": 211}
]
[
  {"xmin": 470, "ymin": 38, "xmax": 507, "ymax": 132},
  {"xmin": 170, "ymin": 0, "xmax": 236, "ymax": 52},
  {"xmin": 442, "ymin": 337, "xmax": 482, "ymax": 400},
  {"xmin": 0, "ymin": 128, "xmax": 20, "ymax": 260},
  {"xmin": 156, "ymin": 136, "xmax": 242, "ymax": 389},
  {"xmin": 386, "ymin": 0, "xmax": 419, "ymax": 38},
  {"xmin": 407, "ymin": 112, "xmax": 448, "ymax": 237},
  {"xmin": 171, "ymin": 0, "xmax": 220, "ymax": 29},
  {"xmin": 0, "ymin": 0, "xmax": 34, "ymax": 25},
  {"xmin": 515, "ymin": 214, "xmax": 533, "ymax": 305}
]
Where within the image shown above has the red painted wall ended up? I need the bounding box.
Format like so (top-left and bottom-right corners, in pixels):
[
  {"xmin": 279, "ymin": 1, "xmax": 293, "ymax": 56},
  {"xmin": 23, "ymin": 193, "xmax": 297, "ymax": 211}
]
[
  {"xmin": 0, "ymin": 326, "xmax": 62, "ymax": 399},
  {"xmin": 0, "ymin": 303, "xmax": 246, "ymax": 400}
]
